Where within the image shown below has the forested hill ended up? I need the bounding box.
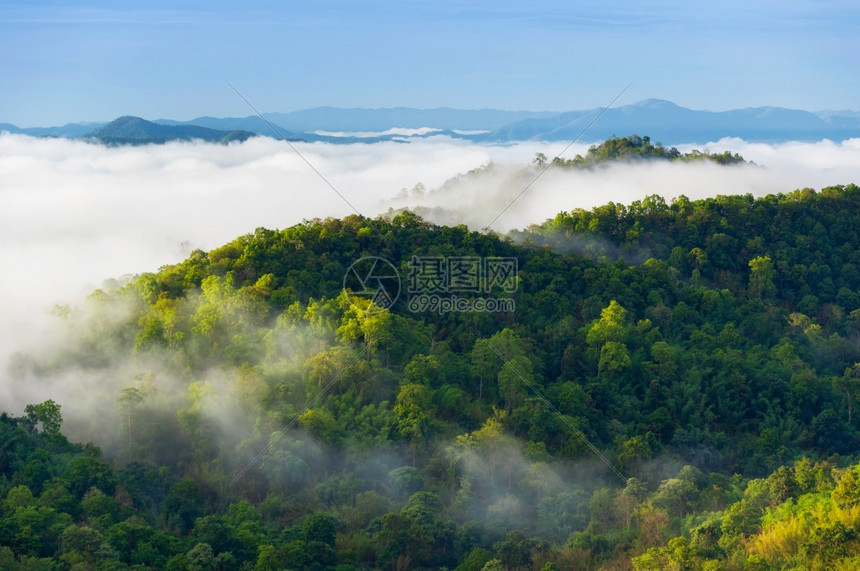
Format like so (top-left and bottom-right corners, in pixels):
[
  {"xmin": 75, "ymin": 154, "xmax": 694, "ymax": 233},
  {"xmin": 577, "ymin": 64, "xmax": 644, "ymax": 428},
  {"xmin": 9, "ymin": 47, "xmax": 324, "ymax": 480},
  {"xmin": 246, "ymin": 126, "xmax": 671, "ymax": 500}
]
[
  {"xmin": 4, "ymin": 185, "xmax": 860, "ymax": 569},
  {"xmin": 84, "ymin": 116, "xmax": 256, "ymax": 145},
  {"xmin": 535, "ymin": 134, "xmax": 746, "ymax": 168},
  {"xmin": 523, "ymin": 183, "xmax": 860, "ymax": 306}
]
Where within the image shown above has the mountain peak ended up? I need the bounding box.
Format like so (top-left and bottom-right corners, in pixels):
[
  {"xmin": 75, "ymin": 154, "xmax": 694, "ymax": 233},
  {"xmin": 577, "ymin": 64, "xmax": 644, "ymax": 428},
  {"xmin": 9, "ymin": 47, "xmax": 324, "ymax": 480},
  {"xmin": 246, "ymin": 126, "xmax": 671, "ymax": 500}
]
[
  {"xmin": 85, "ymin": 116, "xmax": 255, "ymax": 145},
  {"xmin": 630, "ymin": 98, "xmax": 680, "ymax": 109}
]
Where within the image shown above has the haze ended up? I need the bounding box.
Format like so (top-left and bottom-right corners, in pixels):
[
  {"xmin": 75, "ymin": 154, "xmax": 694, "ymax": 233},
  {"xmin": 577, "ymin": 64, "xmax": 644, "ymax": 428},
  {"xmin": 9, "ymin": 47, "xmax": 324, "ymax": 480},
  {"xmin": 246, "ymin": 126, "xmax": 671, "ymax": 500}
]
[{"xmin": 2, "ymin": 133, "xmax": 860, "ymax": 401}]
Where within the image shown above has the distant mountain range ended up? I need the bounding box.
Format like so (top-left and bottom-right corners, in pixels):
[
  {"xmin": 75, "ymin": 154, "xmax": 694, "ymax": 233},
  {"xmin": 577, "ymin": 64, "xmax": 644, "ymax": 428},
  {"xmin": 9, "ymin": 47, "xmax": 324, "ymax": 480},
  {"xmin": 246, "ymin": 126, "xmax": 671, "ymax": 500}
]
[
  {"xmin": 0, "ymin": 116, "xmax": 257, "ymax": 145},
  {"xmin": 2, "ymin": 100, "xmax": 859, "ymax": 145},
  {"xmin": 159, "ymin": 107, "xmax": 558, "ymax": 134}
]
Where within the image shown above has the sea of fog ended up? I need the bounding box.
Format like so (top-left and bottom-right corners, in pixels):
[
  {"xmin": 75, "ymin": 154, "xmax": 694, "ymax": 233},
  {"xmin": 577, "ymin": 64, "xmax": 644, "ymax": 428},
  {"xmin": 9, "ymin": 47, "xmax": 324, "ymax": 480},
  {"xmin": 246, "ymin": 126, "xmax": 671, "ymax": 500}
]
[{"xmin": 1, "ymin": 133, "xmax": 860, "ymax": 411}]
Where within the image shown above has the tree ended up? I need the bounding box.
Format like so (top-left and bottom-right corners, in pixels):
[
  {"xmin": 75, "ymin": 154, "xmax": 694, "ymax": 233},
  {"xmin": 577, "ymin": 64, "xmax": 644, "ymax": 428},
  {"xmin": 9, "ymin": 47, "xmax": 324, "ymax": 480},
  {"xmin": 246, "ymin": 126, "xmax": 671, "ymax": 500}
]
[
  {"xmin": 380, "ymin": 491, "xmax": 454, "ymax": 568},
  {"xmin": 471, "ymin": 329, "xmax": 531, "ymax": 403},
  {"xmin": 650, "ymin": 341, "xmax": 679, "ymax": 380},
  {"xmin": 8, "ymin": 504, "xmax": 69, "ymax": 558},
  {"xmin": 586, "ymin": 300, "xmax": 630, "ymax": 347},
  {"xmin": 459, "ymin": 547, "xmax": 493, "ymax": 571},
  {"xmin": 394, "ymin": 383, "xmax": 435, "ymax": 463},
  {"xmin": 832, "ymin": 466, "xmax": 860, "ymax": 508},
  {"xmin": 599, "ymin": 341, "xmax": 631, "ymax": 376},
  {"xmin": 303, "ymin": 512, "xmax": 337, "ymax": 547},
  {"xmin": 498, "ymin": 355, "xmax": 533, "ymax": 411},
  {"xmin": 64, "ymin": 456, "xmax": 116, "ymax": 498},
  {"xmin": 652, "ymin": 478, "xmax": 698, "ymax": 518},
  {"xmin": 494, "ymin": 530, "xmax": 542, "ymax": 569},
  {"xmin": 632, "ymin": 536, "xmax": 699, "ymax": 570},
  {"xmin": 164, "ymin": 478, "xmax": 206, "ymax": 534},
  {"xmin": 748, "ymin": 256, "xmax": 775, "ymax": 299},
  {"xmin": 305, "ymin": 348, "xmax": 340, "ymax": 389},
  {"xmin": 297, "ymin": 409, "xmax": 338, "ymax": 445},
  {"xmin": 22, "ymin": 400, "xmax": 63, "ymax": 439},
  {"xmin": 389, "ymin": 466, "xmax": 424, "ymax": 498},
  {"xmin": 471, "ymin": 339, "xmax": 498, "ymax": 403},
  {"xmin": 689, "ymin": 247, "xmax": 707, "ymax": 271},
  {"xmin": 765, "ymin": 465, "xmax": 798, "ymax": 505},
  {"xmin": 403, "ymin": 354, "xmax": 444, "ymax": 387},
  {"xmin": 59, "ymin": 525, "xmax": 114, "ymax": 568},
  {"xmin": 453, "ymin": 415, "xmax": 517, "ymax": 486},
  {"xmin": 186, "ymin": 542, "xmax": 215, "ymax": 571},
  {"xmin": 118, "ymin": 386, "xmax": 145, "ymax": 450},
  {"xmin": 811, "ymin": 409, "xmax": 852, "ymax": 453},
  {"xmin": 336, "ymin": 296, "xmax": 394, "ymax": 359},
  {"xmin": 616, "ymin": 478, "xmax": 646, "ymax": 528},
  {"xmin": 838, "ymin": 363, "xmax": 860, "ymax": 424}
]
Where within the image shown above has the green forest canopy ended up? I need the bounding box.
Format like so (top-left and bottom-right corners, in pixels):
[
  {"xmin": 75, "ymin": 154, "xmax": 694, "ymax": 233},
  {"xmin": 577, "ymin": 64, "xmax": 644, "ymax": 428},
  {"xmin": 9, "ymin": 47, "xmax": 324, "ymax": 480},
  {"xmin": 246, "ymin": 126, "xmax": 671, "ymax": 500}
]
[
  {"xmin": 3, "ymin": 168, "xmax": 860, "ymax": 568},
  {"xmin": 533, "ymin": 134, "xmax": 746, "ymax": 168}
]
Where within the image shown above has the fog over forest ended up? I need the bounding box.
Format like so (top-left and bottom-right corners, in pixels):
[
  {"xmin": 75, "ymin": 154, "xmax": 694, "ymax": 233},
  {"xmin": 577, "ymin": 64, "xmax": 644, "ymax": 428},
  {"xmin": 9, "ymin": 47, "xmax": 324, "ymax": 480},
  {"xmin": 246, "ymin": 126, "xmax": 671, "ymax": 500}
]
[
  {"xmin": 4, "ymin": 130, "xmax": 860, "ymax": 569},
  {"xmin": 2, "ymin": 133, "xmax": 860, "ymax": 417}
]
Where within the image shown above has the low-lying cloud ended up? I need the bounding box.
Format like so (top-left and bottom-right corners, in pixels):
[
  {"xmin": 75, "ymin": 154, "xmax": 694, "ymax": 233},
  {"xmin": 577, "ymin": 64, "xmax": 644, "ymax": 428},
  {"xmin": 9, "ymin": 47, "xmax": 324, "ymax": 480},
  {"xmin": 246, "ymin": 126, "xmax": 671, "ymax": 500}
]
[
  {"xmin": 1, "ymin": 133, "xmax": 860, "ymax": 415},
  {"xmin": 385, "ymin": 137, "xmax": 860, "ymax": 231}
]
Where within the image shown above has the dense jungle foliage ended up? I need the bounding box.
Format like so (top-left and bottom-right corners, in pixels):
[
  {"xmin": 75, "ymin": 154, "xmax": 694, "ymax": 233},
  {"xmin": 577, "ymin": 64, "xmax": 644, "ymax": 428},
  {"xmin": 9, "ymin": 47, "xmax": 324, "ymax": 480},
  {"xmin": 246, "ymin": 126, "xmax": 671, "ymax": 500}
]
[
  {"xmin": 533, "ymin": 134, "xmax": 746, "ymax": 168},
  {"xmin": 3, "ymin": 160, "xmax": 860, "ymax": 568}
]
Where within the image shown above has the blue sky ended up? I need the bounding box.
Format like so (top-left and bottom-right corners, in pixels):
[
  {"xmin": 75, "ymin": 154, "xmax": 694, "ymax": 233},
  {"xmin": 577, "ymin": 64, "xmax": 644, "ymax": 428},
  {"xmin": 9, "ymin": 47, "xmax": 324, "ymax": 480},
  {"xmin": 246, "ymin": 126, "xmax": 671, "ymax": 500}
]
[{"xmin": 3, "ymin": 1, "xmax": 859, "ymax": 126}]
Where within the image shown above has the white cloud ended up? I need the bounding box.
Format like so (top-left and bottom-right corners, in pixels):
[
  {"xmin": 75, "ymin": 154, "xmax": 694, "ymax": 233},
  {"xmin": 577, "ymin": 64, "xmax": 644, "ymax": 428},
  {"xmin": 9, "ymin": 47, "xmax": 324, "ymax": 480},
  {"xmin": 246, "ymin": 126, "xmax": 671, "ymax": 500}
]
[
  {"xmin": 387, "ymin": 137, "xmax": 860, "ymax": 232},
  {"xmin": 1, "ymin": 133, "xmax": 859, "ymax": 411},
  {"xmin": 312, "ymin": 127, "xmax": 443, "ymax": 137}
]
